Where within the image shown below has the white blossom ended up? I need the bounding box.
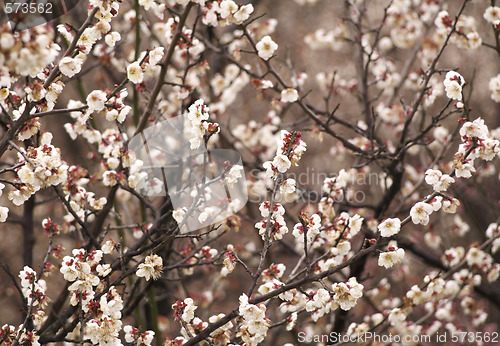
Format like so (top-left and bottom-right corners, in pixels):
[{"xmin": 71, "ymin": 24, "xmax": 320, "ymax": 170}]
[
  {"xmin": 256, "ymin": 35, "xmax": 278, "ymax": 60},
  {"xmin": 87, "ymin": 90, "xmax": 107, "ymax": 112},
  {"xmin": 484, "ymin": 6, "xmax": 500, "ymax": 25},
  {"xmin": 281, "ymin": 88, "xmax": 299, "ymax": 103},
  {"xmin": 0, "ymin": 207, "xmax": 8, "ymax": 222},
  {"xmin": 273, "ymin": 154, "xmax": 292, "ymax": 173},
  {"xmin": 127, "ymin": 61, "xmax": 144, "ymax": 84},
  {"xmin": 331, "ymin": 277, "xmax": 363, "ymax": 311},
  {"xmin": 378, "ymin": 247, "xmax": 405, "ymax": 268},
  {"xmin": 378, "ymin": 218, "xmax": 401, "ymax": 237},
  {"xmin": 59, "ymin": 57, "xmax": 83, "ymax": 78},
  {"xmin": 410, "ymin": 202, "xmax": 434, "ymax": 225},
  {"xmin": 136, "ymin": 254, "xmax": 163, "ymax": 281}
]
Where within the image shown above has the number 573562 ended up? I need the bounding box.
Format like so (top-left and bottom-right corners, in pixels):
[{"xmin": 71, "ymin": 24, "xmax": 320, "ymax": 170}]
[{"xmin": 4, "ymin": 2, "xmax": 53, "ymax": 14}]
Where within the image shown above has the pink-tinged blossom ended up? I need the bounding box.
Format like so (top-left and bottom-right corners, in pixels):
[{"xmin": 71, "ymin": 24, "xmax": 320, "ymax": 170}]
[
  {"xmin": 124, "ymin": 325, "xmax": 155, "ymax": 345},
  {"xmin": 378, "ymin": 242, "xmax": 405, "ymax": 269},
  {"xmin": 221, "ymin": 250, "xmax": 236, "ymax": 276},
  {"xmin": 443, "ymin": 71, "xmax": 464, "ymax": 101},
  {"xmin": 172, "ymin": 297, "xmax": 197, "ymax": 322},
  {"xmin": 442, "ymin": 198, "xmax": 460, "ymax": 214}
]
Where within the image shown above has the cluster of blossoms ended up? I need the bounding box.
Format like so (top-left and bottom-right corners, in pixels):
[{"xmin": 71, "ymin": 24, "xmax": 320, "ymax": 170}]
[
  {"xmin": 292, "ymin": 213, "xmax": 322, "ymax": 248},
  {"xmin": 487, "ymin": 73, "xmax": 500, "ymax": 102},
  {"xmin": 57, "ymin": 245, "xmax": 127, "ymax": 345},
  {"xmin": 60, "ymin": 248, "xmax": 110, "ymax": 310},
  {"xmin": 409, "ymin": 197, "xmax": 458, "ymax": 226},
  {"xmin": 322, "ymin": 169, "xmax": 349, "ymax": 202},
  {"xmin": 224, "ymin": 164, "xmax": 244, "ymax": 187},
  {"xmin": 456, "ymin": 117, "xmax": 499, "ymax": 167},
  {"xmin": 98, "ymin": 129, "xmax": 128, "ymax": 187},
  {"xmin": 172, "ymin": 297, "xmax": 198, "ymax": 323},
  {"xmin": 207, "ymin": 313, "xmax": 234, "ymax": 345},
  {"xmin": 84, "ymin": 88, "xmax": 131, "ymax": 124},
  {"xmin": 324, "ymin": 211, "xmax": 363, "ymax": 246},
  {"xmin": 255, "ymin": 202, "xmax": 288, "ymax": 241},
  {"xmin": 238, "ymin": 294, "xmax": 270, "ymax": 345},
  {"xmin": 127, "ymin": 47, "xmax": 165, "ymax": 85},
  {"xmin": 424, "ymin": 168, "xmax": 454, "ymax": 192},
  {"xmin": 136, "ymin": 254, "xmax": 163, "ymax": 281},
  {"xmin": 465, "ymin": 245, "xmax": 500, "ymax": 283},
  {"xmin": 123, "ymin": 325, "xmax": 155, "ymax": 346},
  {"xmin": 331, "ymin": 277, "xmax": 364, "ymax": 311},
  {"xmin": 185, "ymin": 99, "xmax": 220, "ymax": 150},
  {"xmin": 486, "ymin": 223, "xmax": 500, "ymax": 254},
  {"xmin": 385, "ymin": 1, "xmax": 434, "ymax": 49},
  {"xmin": 263, "ymin": 130, "xmax": 307, "ymax": 178},
  {"xmin": 378, "ymin": 241, "xmax": 405, "ymax": 269},
  {"xmin": 443, "ymin": 71, "xmax": 464, "ymax": 101},
  {"xmin": 3, "ymin": 0, "xmax": 500, "ymax": 344},
  {"xmin": 85, "ymin": 287, "xmax": 124, "ymax": 346},
  {"xmin": 196, "ymin": 0, "xmax": 254, "ymax": 27},
  {"xmin": 171, "ymin": 297, "xmax": 211, "ymax": 341},
  {"xmin": 304, "ymin": 288, "xmax": 336, "ymax": 322},
  {"xmin": 0, "ymin": 25, "xmax": 60, "ymax": 90},
  {"xmin": 258, "ymin": 264, "xmax": 292, "ymax": 304},
  {"xmin": 19, "ymin": 266, "xmax": 49, "ymax": 329},
  {"xmin": 375, "ymin": 102, "xmax": 405, "ymax": 125},
  {"xmin": 9, "ymin": 133, "xmax": 68, "ymax": 206},
  {"xmin": 232, "ymin": 113, "xmax": 280, "ymax": 162},
  {"xmin": 59, "ymin": 165, "xmax": 107, "ymax": 232},
  {"xmin": 433, "ymin": 9, "xmax": 482, "ymax": 53},
  {"xmin": 304, "ymin": 21, "xmax": 349, "ymax": 51},
  {"xmin": 401, "ymin": 271, "xmax": 491, "ymax": 327}
]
